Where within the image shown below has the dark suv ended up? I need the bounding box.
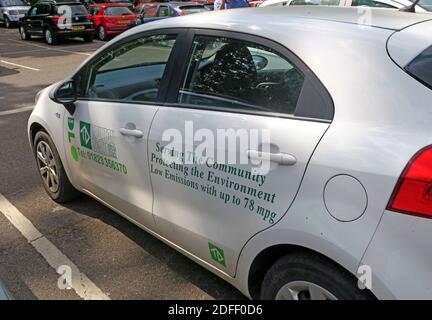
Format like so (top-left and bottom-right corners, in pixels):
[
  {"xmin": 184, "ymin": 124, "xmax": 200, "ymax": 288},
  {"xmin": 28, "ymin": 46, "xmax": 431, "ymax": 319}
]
[{"xmin": 19, "ymin": 0, "xmax": 94, "ymax": 45}]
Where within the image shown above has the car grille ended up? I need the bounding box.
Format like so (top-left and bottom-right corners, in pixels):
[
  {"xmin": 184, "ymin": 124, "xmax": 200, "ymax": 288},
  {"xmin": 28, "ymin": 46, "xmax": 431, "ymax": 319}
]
[{"xmin": 18, "ymin": 10, "xmax": 27, "ymax": 14}]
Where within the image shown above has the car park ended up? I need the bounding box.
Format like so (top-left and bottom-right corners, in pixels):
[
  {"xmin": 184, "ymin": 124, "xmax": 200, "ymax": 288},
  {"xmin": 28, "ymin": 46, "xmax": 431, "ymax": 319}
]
[
  {"xmin": 258, "ymin": 0, "xmax": 432, "ymax": 12},
  {"xmin": 19, "ymin": 0, "xmax": 94, "ymax": 45},
  {"xmin": 131, "ymin": 2, "xmax": 208, "ymax": 26},
  {"xmin": 88, "ymin": 3, "xmax": 137, "ymax": 40},
  {"xmin": 26, "ymin": 6, "xmax": 432, "ymax": 300},
  {"xmin": 0, "ymin": 0, "xmax": 30, "ymax": 28}
]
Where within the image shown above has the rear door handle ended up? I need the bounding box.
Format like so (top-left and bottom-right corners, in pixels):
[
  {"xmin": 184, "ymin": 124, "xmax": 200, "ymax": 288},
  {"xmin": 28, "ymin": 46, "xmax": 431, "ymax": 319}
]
[
  {"xmin": 120, "ymin": 128, "xmax": 144, "ymax": 138},
  {"xmin": 247, "ymin": 150, "xmax": 297, "ymax": 166}
]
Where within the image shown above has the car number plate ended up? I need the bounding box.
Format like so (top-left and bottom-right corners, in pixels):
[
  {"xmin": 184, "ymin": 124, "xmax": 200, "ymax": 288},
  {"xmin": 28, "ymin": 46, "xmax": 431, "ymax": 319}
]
[
  {"xmin": 71, "ymin": 25, "xmax": 85, "ymax": 31},
  {"xmin": 119, "ymin": 20, "xmax": 129, "ymax": 24}
]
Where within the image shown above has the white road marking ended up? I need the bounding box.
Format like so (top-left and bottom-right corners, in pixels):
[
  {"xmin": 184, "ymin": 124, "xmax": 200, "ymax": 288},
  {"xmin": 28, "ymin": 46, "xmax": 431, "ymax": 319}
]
[
  {"xmin": 8, "ymin": 39, "xmax": 92, "ymax": 56},
  {"xmin": 0, "ymin": 106, "xmax": 34, "ymax": 117},
  {"xmin": 0, "ymin": 193, "xmax": 110, "ymax": 300},
  {"xmin": 0, "ymin": 60, "xmax": 40, "ymax": 71}
]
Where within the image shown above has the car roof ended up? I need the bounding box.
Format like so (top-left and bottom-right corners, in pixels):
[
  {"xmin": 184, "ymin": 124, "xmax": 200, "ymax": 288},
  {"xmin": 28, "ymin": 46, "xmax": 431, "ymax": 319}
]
[
  {"xmin": 168, "ymin": 1, "xmax": 206, "ymax": 5},
  {"xmin": 91, "ymin": 2, "xmax": 130, "ymax": 6},
  {"xmin": 37, "ymin": 0, "xmax": 82, "ymax": 5},
  {"xmin": 143, "ymin": 6, "xmax": 432, "ymax": 30}
]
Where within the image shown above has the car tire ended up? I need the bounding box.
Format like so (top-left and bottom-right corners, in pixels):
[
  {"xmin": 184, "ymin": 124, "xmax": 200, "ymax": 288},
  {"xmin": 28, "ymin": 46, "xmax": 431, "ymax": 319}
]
[
  {"xmin": 83, "ymin": 33, "xmax": 94, "ymax": 42},
  {"xmin": 19, "ymin": 25, "xmax": 31, "ymax": 40},
  {"xmin": 260, "ymin": 252, "xmax": 375, "ymax": 300},
  {"xmin": 33, "ymin": 131, "xmax": 80, "ymax": 203},
  {"xmin": 44, "ymin": 28, "xmax": 58, "ymax": 45},
  {"xmin": 4, "ymin": 16, "xmax": 11, "ymax": 28},
  {"xmin": 98, "ymin": 25, "xmax": 107, "ymax": 41}
]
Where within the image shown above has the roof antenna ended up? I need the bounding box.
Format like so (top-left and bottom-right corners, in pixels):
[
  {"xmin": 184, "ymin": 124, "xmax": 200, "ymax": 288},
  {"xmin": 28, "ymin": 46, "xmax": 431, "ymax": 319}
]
[{"xmin": 399, "ymin": 0, "xmax": 421, "ymax": 12}]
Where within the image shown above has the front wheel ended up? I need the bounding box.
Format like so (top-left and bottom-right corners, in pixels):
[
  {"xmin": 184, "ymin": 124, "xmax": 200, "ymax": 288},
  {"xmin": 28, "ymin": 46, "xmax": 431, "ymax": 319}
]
[
  {"xmin": 33, "ymin": 131, "xmax": 80, "ymax": 203},
  {"xmin": 4, "ymin": 16, "xmax": 11, "ymax": 28},
  {"xmin": 19, "ymin": 25, "xmax": 30, "ymax": 40},
  {"xmin": 260, "ymin": 252, "xmax": 375, "ymax": 300}
]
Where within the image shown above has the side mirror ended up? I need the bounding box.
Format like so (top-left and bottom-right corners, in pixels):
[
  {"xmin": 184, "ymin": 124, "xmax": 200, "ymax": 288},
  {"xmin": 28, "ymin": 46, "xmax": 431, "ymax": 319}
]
[
  {"xmin": 252, "ymin": 55, "xmax": 268, "ymax": 71},
  {"xmin": 50, "ymin": 80, "xmax": 77, "ymax": 114}
]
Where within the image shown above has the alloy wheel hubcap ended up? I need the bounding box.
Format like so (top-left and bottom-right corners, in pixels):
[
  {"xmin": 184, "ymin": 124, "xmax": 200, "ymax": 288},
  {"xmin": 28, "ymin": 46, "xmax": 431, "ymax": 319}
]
[
  {"xmin": 36, "ymin": 141, "xmax": 59, "ymax": 193},
  {"xmin": 276, "ymin": 281, "xmax": 338, "ymax": 300},
  {"xmin": 99, "ymin": 27, "xmax": 105, "ymax": 39},
  {"xmin": 20, "ymin": 27, "xmax": 25, "ymax": 38},
  {"xmin": 5, "ymin": 19, "xmax": 9, "ymax": 27},
  {"xmin": 45, "ymin": 30, "xmax": 52, "ymax": 44}
]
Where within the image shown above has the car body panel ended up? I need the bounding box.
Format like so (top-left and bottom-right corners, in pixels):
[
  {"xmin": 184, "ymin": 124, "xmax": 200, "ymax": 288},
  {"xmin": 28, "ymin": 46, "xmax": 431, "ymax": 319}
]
[{"xmin": 89, "ymin": 3, "xmax": 136, "ymax": 35}]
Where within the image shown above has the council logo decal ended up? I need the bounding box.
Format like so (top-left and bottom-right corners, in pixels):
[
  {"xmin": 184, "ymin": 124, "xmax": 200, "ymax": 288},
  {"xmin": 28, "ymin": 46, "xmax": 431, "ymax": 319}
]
[
  {"xmin": 208, "ymin": 242, "xmax": 226, "ymax": 267},
  {"xmin": 66, "ymin": 118, "xmax": 128, "ymax": 175},
  {"xmin": 80, "ymin": 121, "xmax": 92, "ymax": 150}
]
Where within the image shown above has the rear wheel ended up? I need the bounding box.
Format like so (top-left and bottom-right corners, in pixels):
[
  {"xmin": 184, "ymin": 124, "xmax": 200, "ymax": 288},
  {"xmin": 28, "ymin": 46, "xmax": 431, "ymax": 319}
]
[
  {"xmin": 98, "ymin": 25, "xmax": 107, "ymax": 41},
  {"xmin": 19, "ymin": 25, "xmax": 30, "ymax": 40},
  {"xmin": 44, "ymin": 28, "xmax": 58, "ymax": 45},
  {"xmin": 83, "ymin": 33, "xmax": 94, "ymax": 42},
  {"xmin": 34, "ymin": 131, "xmax": 80, "ymax": 203},
  {"xmin": 260, "ymin": 252, "xmax": 375, "ymax": 300}
]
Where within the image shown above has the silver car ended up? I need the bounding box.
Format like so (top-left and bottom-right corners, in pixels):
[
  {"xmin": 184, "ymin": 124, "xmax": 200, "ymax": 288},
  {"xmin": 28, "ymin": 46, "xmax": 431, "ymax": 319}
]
[
  {"xmin": 27, "ymin": 7, "xmax": 432, "ymax": 299},
  {"xmin": 0, "ymin": 0, "xmax": 30, "ymax": 28}
]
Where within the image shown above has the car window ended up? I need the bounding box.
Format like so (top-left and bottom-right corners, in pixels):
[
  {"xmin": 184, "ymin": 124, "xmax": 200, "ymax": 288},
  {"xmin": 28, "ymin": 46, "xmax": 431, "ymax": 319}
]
[
  {"xmin": 405, "ymin": 45, "xmax": 432, "ymax": 90},
  {"xmin": 178, "ymin": 36, "xmax": 305, "ymax": 115},
  {"xmin": 157, "ymin": 5, "xmax": 170, "ymax": 16},
  {"xmin": 36, "ymin": 4, "xmax": 50, "ymax": 15},
  {"xmin": 351, "ymin": 0, "xmax": 396, "ymax": 8},
  {"xmin": 29, "ymin": 5, "xmax": 37, "ymax": 15},
  {"xmin": 290, "ymin": 0, "xmax": 340, "ymax": 5},
  {"xmin": 83, "ymin": 34, "xmax": 177, "ymax": 103},
  {"xmin": 143, "ymin": 5, "xmax": 157, "ymax": 16},
  {"xmin": 104, "ymin": 6, "xmax": 132, "ymax": 15},
  {"xmin": 417, "ymin": 0, "xmax": 432, "ymax": 11},
  {"xmin": 179, "ymin": 5, "xmax": 208, "ymax": 14},
  {"xmin": 0, "ymin": 0, "xmax": 26, "ymax": 7}
]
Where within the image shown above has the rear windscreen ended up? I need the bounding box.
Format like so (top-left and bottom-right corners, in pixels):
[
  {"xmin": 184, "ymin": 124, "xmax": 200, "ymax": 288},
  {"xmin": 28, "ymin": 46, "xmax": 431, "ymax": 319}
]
[
  {"xmin": 105, "ymin": 6, "xmax": 133, "ymax": 15},
  {"xmin": 56, "ymin": 4, "xmax": 88, "ymax": 15},
  {"xmin": 405, "ymin": 46, "xmax": 432, "ymax": 90},
  {"xmin": 179, "ymin": 6, "xmax": 208, "ymax": 14}
]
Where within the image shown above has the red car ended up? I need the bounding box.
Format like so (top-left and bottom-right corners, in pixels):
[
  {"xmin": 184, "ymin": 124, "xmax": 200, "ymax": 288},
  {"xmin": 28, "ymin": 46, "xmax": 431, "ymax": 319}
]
[{"xmin": 88, "ymin": 3, "xmax": 138, "ymax": 40}]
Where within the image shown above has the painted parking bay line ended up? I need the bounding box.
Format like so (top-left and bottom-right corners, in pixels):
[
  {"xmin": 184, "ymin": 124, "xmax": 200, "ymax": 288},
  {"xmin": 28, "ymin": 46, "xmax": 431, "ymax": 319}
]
[
  {"xmin": 0, "ymin": 60, "xmax": 40, "ymax": 72},
  {"xmin": 0, "ymin": 193, "xmax": 110, "ymax": 300},
  {"xmin": 0, "ymin": 106, "xmax": 34, "ymax": 117}
]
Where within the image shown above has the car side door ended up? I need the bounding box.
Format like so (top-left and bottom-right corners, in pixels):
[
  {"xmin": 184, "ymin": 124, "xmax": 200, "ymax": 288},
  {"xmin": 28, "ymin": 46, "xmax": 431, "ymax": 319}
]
[
  {"xmin": 64, "ymin": 29, "xmax": 186, "ymax": 231},
  {"xmin": 32, "ymin": 3, "xmax": 50, "ymax": 35},
  {"xmin": 147, "ymin": 30, "xmax": 334, "ymax": 276}
]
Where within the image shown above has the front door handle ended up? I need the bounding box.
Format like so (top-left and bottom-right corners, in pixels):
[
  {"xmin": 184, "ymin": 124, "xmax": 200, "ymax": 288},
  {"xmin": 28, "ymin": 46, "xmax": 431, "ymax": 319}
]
[
  {"xmin": 120, "ymin": 128, "xmax": 144, "ymax": 138},
  {"xmin": 247, "ymin": 150, "xmax": 297, "ymax": 166}
]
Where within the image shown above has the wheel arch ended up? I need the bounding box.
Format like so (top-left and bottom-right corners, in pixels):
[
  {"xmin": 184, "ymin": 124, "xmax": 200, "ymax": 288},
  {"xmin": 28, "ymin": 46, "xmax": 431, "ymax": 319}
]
[{"xmin": 246, "ymin": 243, "xmax": 377, "ymax": 300}]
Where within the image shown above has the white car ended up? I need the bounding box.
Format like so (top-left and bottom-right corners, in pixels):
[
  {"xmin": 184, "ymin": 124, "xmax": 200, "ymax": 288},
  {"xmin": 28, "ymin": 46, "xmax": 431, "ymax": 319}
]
[
  {"xmin": 258, "ymin": 0, "xmax": 432, "ymax": 12},
  {"xmin": 0, "ymin": 0, "xmax": 30, "ymax": 28},
  {"xmin": 28, "ymin": 7, "xmax": 432, "ymax": 299}
]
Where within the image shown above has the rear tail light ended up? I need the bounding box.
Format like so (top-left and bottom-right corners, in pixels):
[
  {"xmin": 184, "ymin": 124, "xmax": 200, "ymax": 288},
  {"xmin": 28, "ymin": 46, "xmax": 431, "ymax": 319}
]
[
  {"xmin": 387, "ymin": 145, "xmax": 432, "ymax": 218},
  {"xmin": 51, "ymin": 15, "xmax": 61, "ymax": 23}
]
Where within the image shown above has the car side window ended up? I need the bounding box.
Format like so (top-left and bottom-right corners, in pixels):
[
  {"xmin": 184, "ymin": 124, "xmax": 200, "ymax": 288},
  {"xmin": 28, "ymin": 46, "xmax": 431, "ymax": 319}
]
[
  {"xmin": 81, "ymin": 34, "xmax": 177, "ymax": 103},
  {"xmin": 29, "ymin": 6, "xmax": 38, "ymax": 16},
  {"xmin": 351, "ymin": 0, "xmax": 396, "ymax": 8},
  {"xmin": 177, "ymin": 36, "xmax": 305, "ymax": 115}
]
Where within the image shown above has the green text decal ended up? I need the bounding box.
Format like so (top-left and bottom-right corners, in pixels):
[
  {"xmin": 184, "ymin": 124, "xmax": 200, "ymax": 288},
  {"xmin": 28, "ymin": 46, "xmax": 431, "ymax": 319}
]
[{"xmin": 208, "ymin": 242, "xmax": 226, "ymax": 267}]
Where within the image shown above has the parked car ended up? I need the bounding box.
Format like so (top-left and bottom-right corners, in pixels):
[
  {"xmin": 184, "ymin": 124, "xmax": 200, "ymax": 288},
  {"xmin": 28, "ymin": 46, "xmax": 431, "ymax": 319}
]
[
  {"xmin": 0, "ymin": 0, "xmax": 30, "ymax": 28},
  {"xmin": 28, "ymin": 6, "xmax": 432, "ymax": 300},
  {"xmin": 259, "ymin": 0, "xmax": 431, "ymax": 12},
  {"xmin": 88, "ymin": 3, "xmax": 136, "ymax": 40},
  {"xmin": 19, "ymin": 0, "xmax": 94, "ymax": 45},
  {"xmin": 131, "ymin": 2, "xmax": 208, "ymax": 26}
]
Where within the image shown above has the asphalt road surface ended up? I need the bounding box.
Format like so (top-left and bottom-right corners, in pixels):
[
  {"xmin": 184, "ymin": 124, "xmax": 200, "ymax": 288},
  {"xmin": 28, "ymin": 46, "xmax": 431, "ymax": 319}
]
[{"xmin": 0, "ymin": 27, "xmax": 244, "ymax": 300}]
